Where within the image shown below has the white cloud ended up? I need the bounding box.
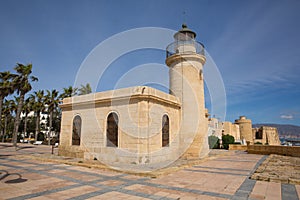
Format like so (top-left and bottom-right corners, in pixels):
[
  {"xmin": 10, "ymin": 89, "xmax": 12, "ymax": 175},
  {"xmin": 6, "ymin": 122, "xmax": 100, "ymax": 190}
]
[{"xmin": 280, "ymin": 115, "xmax": 294, "ymax": 119}]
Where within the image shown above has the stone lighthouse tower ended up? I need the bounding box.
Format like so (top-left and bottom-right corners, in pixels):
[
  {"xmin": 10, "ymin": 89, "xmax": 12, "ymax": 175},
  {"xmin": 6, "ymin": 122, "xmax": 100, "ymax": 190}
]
[{"xmin": 166, "ymin": 24, "xmax": 209, "ymax": 159}]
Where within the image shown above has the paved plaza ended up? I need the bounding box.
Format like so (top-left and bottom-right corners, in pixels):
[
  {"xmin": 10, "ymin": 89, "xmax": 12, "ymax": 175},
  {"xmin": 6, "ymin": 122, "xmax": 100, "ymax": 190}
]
[{"xmin": 0, "ymin": 143, "xmax": 299, "ymax": 200}]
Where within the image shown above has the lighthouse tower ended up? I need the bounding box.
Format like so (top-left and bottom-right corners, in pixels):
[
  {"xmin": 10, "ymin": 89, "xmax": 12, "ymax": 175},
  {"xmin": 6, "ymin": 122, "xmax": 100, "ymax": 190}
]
[{"xmin": 166, "ymin": 24, "xmax": 209, "ymax": 158}]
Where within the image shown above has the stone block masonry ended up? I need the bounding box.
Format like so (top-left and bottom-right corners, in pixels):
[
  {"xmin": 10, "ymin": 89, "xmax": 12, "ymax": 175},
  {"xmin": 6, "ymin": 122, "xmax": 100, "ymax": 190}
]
[{"xmin": 247, "ymin": 145, "xmax": 300, "ymax": 157}]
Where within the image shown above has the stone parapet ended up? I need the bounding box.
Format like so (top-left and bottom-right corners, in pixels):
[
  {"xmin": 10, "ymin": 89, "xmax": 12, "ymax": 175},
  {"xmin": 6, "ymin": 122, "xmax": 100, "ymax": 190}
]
[
  {"xmin": 229, "ymin": 144, "xmax": 247, "ymax": 151},
  {"xmin": 247, "ymin": 145, "xmax": 300, "ymax": 157},
  {"xmin": 58, "ymin": 146, "xmax": 84, "ymax": 158},
  {"xmin": 60, "ymin": 86, "xmax": 180, "ymax": 110}
]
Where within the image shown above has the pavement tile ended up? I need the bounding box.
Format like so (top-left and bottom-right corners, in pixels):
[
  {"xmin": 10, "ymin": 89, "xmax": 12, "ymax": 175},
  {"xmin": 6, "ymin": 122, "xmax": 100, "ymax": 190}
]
[
  {"xmin": 128, "ymin": 184, "xmax": 162, "ymax": 195},
  {"xmin": 21, "ymin": 172, "xmax": 49, "ymax": 180},
  {"xmin": 44, "ymin": 185, "xmax": 99, "ymax": 199},
  {"xmin": 296, "ymin": 185, "xmax": 300, "ymax": 199},
  {"xmin": 27, "ymin": 196, "xmax": 54, "ymax": 200},
  {"xmin": 0, "ymin": 187, "xmax": 36, "ymax": 199},
  {"xmin": 1, "ymin": 143, "xmax": 296, "ymax": 200},
  {"xmin": 88, "ymin": 191, "xmax": 143, "ymax": 199},
  {"xmin": 31, "ymin": 180, "xmax": 76, "ymax": 193},
  {"xmin": 121, "ymin": 174, "xmax": 141, "ymax": 180},
  {"xmin": 124, "ymin": 184, "xmax": 144, "ymax": 190},
  {"xmin": 265, "ymin": 181, "xmax": 281, "ymax": 199},
  {"xmin": 47, "ymin": 169, "xmax": 68, "ymax": 174},
  {"xmin": 100, "ymin": 179, "xmax": 125, "ymax": 186},
  {"xmin": 249, "ymin": 181, "xmax": 268, "ymax": 199}
]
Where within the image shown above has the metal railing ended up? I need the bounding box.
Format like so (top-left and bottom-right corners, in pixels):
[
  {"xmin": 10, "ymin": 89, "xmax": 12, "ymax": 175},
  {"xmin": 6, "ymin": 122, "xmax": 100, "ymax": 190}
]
[{"xmin": 166, "ymin": 40, "xmax": 205, "ymax": 58}]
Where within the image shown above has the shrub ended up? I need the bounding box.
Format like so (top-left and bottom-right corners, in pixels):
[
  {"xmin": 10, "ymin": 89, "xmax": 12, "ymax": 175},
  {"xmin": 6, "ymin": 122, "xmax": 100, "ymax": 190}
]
[
  {"xmin": 222, "ymin": 134, "xmax": 235, "ymax": 150},
  {"xmin": 208, "ymin": 135, "xmax": 219, "ymax": 149},
  {"xmin": 37, "ymin": 132, "xmax": 45, "ymax": 141}
]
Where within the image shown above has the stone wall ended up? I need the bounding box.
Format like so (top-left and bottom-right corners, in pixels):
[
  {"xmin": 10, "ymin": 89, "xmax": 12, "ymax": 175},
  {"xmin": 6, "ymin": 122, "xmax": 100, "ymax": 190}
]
[
  {"xmin": 252, "ymin": 126, "xmax": 280, "ymax": 145},
  {"xmin": 247, "ymin": 145, "xmax": 300, "ymax": 157},
  {"xmin": 223, "ymin": 121, "xmax": 240, "ymax": 142},
  {"xmin": 59, "ymin": 86, "xmax": 187, "ymax": 165},
  {"xmin": 229, "ymin": 144, "xmax": 247, "ymax": 151},
  {"xmin": 235, "ymin": 116, "xmax": 253, "ymax": 144}
]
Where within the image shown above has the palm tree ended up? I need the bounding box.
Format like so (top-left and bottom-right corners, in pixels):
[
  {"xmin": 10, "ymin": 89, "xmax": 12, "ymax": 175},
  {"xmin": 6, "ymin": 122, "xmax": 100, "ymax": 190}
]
[
  {"xmin": 22, "ymin": 97, "xmax": 32, "ymax": 139},
  {"xmin": 1, "ymin": 99, "xmax": 13, "ymax": 142},
  {"xmin": 45, "ymin": 89, "xmax": 59, "ymax": 145},
  {"xmin": 0, "ymin": 71, "xmax": 16, "ymax": 139},
  {"xmin": 2, "ymin": 97, "xmax": 18, "ymax": 142},
  {"xmin": 60, "ymin": 86, "xmax": 78, "ymax": 99},
  {"xmin": 78, "ymin": 83, "xmax": 92, "ymax": 95},
  {"xmin": 30, "ymin": 90, "xmax": 44, "ymax": 142},
  {"xmin": 12, "ymin": 63, "xmax": 38, "ymax": 147},
  {"xmin": 10, "ymin": 97, "xmax": 18, "ymax": 115}
]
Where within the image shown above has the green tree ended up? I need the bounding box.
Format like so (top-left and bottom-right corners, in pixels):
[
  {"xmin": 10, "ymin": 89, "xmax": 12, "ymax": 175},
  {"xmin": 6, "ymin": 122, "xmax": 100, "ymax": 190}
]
[
  {"xmin": 52, "ymin": 109, "xmax": 61, "ymax": 136},
  {"xmin": 3, "ymin": 98, "xmax": 18, "ymax": 142},
  {"xmin": 208, "ymin": 135, "xmax": 219, "ymax": 149},
  {"xmin": 60, "ymin": 86, "xmax": 78, "ymax": 99},
  {"xmin": 1, "ymin": 99, "xmax": 14, "ymax": 142},
  {"xmin": 78, "ymin": 83, "xmax": 92, "ymax": 95},
  {"xmin": 0, "ymin": 71, "xmax": 16, "ymax": 139},
  {"xmin": 30, "ymin": 90, "xmax": 44, "ymax": 141},
  {"xmin": 222, "ymin": 134, "xmax": 235, "ymax": 150},
  {"xmin": 12, "ymin": 63, "xmax": 38, "ymax": 147},
  {"xmin": 45, "ymin": 89, "xmax": 59, "ymax": 145}
]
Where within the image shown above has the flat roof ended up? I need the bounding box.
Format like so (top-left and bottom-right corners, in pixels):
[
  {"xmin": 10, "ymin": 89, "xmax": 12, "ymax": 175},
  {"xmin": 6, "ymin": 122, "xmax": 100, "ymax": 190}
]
[{"xmin": 60, "ymin": 86, "xmax": 181, "ymax": 109}]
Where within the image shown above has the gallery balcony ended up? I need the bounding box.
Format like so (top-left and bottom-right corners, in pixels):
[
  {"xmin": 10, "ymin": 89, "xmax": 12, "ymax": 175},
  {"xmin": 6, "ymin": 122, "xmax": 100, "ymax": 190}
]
[{"xmin": 166, "ymin": 40, "xmax": 205, "ymax": 58}]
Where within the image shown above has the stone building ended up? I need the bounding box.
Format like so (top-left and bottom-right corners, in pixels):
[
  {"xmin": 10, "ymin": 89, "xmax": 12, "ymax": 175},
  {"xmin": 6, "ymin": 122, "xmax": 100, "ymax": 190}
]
[
  {"xmin": 234, "ymin": 116, "xmax": 280, "ymax": 145},
  {"xmin": 207, "ymin": 118, "xmax": 223, "ymax": 138},
  {"xmin": 234, "ymin": 116, "xmax": 253, "ymax": 143},
  {"xmin": 59, "ymin": 24, "xmax": 210, "ymax": 168},
  {"xmin": 223, "ymin": 121, "xmax": 241, "ymax": 142},
  {"xmin": 252, "ymin": 126, "xmax": 280, "ymax": 145},
  {"xmin": 208, "ymin": 116, "xmax": 280, "ymax": 146}
]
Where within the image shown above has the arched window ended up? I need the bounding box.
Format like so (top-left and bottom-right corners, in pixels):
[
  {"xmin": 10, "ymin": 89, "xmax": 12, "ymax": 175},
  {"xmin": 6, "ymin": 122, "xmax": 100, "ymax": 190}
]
[
  {"xmin": 72, "ymin": 115, "xmax": 81, "ymax": 145},
  {"xmin": 106, "ymin": 112, "xmax": 118, "ymax": 147},
  {"xmin": 162, "ymin": 115, "xmax": 169, "ymax": 147}
]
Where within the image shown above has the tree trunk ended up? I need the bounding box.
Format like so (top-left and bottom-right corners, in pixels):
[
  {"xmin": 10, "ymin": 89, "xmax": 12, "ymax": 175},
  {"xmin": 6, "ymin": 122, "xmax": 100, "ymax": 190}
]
[
  {"xmin": 2, "ymin": 115, "xmax": 7, "ymax": 142},
  {"xmin": 13, "ymin": 93, "xmax": 25, "ymax": 148},
  {"xmin": 48, "ymin": 110, "xmax": 53, "ymax": 145},
  {"xmin": 0, "ymin": 95, "xmax": 3, "ymax": 141},
  {"xmin": 35, "ymin": 112, "xmax": 40, "ymax": 141},
  {"xmin": 24, "ymin": 114, "xmax": 28, "ymax": 138}
]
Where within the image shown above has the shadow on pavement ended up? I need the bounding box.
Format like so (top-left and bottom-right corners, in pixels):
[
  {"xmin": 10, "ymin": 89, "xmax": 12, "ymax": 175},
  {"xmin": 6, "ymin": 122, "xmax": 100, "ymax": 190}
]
[{"xmin": 0, "ymin": 170, "xmax": 28, "ymax": 184}]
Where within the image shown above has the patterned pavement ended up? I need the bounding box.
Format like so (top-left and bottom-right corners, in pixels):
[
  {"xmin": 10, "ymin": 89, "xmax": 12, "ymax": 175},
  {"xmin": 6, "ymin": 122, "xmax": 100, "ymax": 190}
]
[{"xmin": 0, "ymin": 143, "xmax": 299, "ymax": 200}]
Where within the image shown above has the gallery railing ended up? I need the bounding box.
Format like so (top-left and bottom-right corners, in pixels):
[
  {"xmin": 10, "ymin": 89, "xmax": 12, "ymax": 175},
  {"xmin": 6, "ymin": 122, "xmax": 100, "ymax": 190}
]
[{"xmin": 166, "ymin": 40, "xmax": 205, "ymax": 58}]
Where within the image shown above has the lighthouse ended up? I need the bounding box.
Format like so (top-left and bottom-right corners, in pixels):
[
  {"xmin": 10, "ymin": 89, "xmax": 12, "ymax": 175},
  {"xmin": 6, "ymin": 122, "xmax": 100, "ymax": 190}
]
[{"xmin": 166, "ymin": 24, "xmax": 209, "ymax": 158}]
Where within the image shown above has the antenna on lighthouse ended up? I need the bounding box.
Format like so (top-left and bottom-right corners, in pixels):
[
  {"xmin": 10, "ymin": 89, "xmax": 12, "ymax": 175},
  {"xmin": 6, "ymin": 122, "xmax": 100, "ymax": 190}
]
[{"xmin": 182, "ymin": 10, "xmax": 187, "ymax": 25}]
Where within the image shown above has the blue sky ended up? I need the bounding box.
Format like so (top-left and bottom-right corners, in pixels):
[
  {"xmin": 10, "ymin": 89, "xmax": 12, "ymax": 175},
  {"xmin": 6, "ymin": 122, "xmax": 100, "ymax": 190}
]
[{"xmin": 0, "ymin": 0, "xmax": 300, "ymax": 125}]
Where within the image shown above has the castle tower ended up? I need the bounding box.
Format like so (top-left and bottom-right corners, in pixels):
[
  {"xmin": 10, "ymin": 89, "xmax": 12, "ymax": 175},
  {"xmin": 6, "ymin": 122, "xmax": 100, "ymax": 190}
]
[
  {"xmin": 166, "ymin": 24, "xmax": 209, "ymax": 158},
  {"xmin": 235, "ymin": 116, "xmax": 253, "ymax": 144}
]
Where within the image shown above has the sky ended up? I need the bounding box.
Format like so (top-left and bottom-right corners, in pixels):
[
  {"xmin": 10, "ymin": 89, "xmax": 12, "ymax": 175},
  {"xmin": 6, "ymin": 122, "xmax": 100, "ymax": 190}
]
[{"xmin": 0, "ymin": 0, "xmax": 300, "ymax": 125}]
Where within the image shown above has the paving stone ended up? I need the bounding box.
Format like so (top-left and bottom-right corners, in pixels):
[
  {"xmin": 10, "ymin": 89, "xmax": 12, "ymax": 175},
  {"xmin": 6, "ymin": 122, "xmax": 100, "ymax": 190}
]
[
  {"xmin": 1, "ymin": 143, "xmax": 298, "ymax": 199},
  {"xmin": 251, "ymin": 154, "xmax": 300, "ymax": 185}
]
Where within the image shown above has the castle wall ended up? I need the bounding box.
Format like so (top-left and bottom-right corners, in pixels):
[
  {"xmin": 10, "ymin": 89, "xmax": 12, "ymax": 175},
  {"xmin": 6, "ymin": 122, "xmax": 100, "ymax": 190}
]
[
  {"xmin": 235, "ymin": 116, "xmax": 253, "ymax": 144},
  {"xmin": 253, "ymin": 126, "xmax": 280, "ymax": 145},
  {"xmin": 223, "ymin": 121, "xmax": 241, "ymax": 142}
]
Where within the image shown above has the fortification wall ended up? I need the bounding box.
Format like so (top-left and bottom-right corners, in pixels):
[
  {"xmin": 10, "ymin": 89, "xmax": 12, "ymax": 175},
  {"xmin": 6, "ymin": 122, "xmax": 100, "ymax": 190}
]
[{"xmin": 247, "ymin": 145, "xmax": 300, "ymax": 157}]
